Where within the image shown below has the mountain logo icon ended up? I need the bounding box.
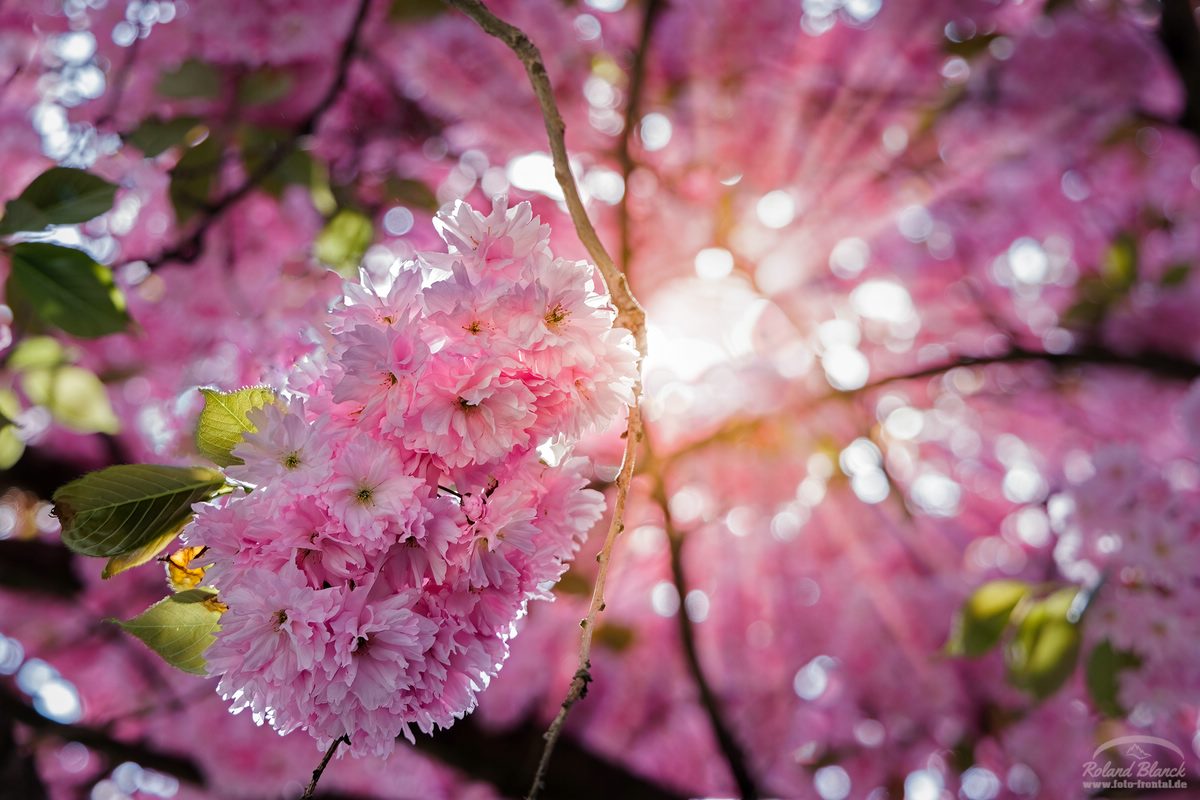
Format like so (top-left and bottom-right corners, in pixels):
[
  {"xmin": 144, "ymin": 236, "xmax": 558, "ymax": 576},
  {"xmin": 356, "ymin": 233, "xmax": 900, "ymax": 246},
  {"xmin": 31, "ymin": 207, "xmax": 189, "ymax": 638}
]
[{"xmin": 1124, "ymin": 744, "xmax": 1152, "ymax": 761}]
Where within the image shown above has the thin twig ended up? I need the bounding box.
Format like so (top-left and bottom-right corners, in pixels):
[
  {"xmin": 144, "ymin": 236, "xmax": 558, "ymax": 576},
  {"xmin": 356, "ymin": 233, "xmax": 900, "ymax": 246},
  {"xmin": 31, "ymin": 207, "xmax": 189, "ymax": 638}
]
[
  {"xmin": 526, "ymin": 403, "xmax": 642, "ymax": 800},
  {"xmin": 442, "ymin": 0, "xmax": 645, "ymax": 339},
  {"xmin": 646, "ymin": 447, "xmax": 763, "ymax": 799},
  {"xmin": 143, "ymin": 0, "xmax": 372, "ymax": 270},
  {"xmin": 439, "ymin": 2, "xmax": 648, "ymax": 798},
  {"xmin": 300, "ymin": 735, "xmax": 348, "ymax": 800}
]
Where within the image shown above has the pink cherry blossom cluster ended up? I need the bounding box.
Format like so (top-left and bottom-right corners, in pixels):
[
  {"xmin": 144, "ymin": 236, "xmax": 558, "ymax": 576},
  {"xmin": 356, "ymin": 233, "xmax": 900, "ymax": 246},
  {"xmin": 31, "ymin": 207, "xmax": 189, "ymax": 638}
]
[
  {"xmin": 1054, "ymin": 394, "xmax": 1200, "ymax": 719},
  {"xmin": 186, "ymin": 198, "xmax": 638, "ymax": 756}
]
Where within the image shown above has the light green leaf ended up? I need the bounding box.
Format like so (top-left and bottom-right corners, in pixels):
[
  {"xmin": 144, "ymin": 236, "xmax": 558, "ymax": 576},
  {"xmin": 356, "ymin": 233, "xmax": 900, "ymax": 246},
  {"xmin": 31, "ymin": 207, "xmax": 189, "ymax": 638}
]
[
  {"xmin": 7, "ymin": 243, "xmax": 130, "ymax": 339},
  {"xmin": 102, "ymin": 520, "xmax": 188, "ymax": 580},
  {"xmin": 53, "ymin": 464, "xmax": 226, "ymax": 557},
  {"xmin": 156, "ymin": 59, "xmax": 221, "ymax": 99},
  {"xmin": 0, "ymin": 390, "xmax": 24, "ymax": 469},
  {"xmin": 22, "ymin": 365, "xmax": 119, "ymax": 434},
  {"xmin": 314, "ymin": 210, "xmax": 373, "ymax": 276},
  {"xmin": 195, "ymin": 386, "xmax": 277, "ymax": 467},
  {"xmin": 6, "ymin": 336, "xmax": 67, "ymax": 371},
  {"xmin": 0, "ymin": 168, "xmax": 118, "ymax": 235},
  {"xmin": 946, "ymin": 579, "xmax": 1030, "ymax": 657},
  {"xmin": 1101, "ymin": 234, "xmax": 1138, "ymax": 290},
  {"xmin": 1085, "ymin": 639, "xmax": 1141, "ymax": 717},
  {"xmin": 115, "ymin": 588, "xmax": 224, "ymax": 674},
  {"xmin": 1006, "ymin": 587, "xmax": 1082, "ymax": 700},
  {"xmin": 126, "ymin": 116, "xmax": 202, "ymax": 158}
]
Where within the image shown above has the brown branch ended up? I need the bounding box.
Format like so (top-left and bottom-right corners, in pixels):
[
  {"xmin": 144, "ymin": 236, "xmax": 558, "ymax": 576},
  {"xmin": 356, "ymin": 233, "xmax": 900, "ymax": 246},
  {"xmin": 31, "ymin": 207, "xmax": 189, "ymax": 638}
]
[
  {"xmin": 646, "ymin": 458, "xmax": 763, "ymax": 799},
  {"xmin": 664, "ymin": 343, "xmax": 1200, "ymax": 466},
  {"xmin": 300, "ymin": 735, "xmax": 348, "ymax": 800},
  {"xmin": 525, "ymin": 403, "xmax": 642, "ymax": 800},
  {"xmin": 854, "ymin": 344, "xmax": 1200, "ymax": 390},
  {"xmin": 439, "ymin": 2, "xmax": 650, "ymax": 797},
  {"xmin": 2, "ymin": 531, "xmax": 685, "ymax": 798},
  {"xmin": 617, "ymin": 0, "xmax": 666, "ymax": 273},
  {"xmin": 142, "ymin": 0, "xmax": 373, "ymax": 270},
  {"xmin": 441, "ymin": 0, "xmax": 645, "ymax": 338}
]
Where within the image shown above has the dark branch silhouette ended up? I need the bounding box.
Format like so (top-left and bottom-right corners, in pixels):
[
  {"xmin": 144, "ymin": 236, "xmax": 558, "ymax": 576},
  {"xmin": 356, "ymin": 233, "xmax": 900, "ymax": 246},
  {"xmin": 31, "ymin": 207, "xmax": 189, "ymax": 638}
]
[
  {"xmin": 142, "ymin": 0, "xmax": 373, "ymax": 271},
  {"xmin": 646, "ymin": 458, "xmax": 763, "ymax": 800},
  {"xmin": 1159, "ymin": 0, "xmax": 1200, "ymax": 139}
]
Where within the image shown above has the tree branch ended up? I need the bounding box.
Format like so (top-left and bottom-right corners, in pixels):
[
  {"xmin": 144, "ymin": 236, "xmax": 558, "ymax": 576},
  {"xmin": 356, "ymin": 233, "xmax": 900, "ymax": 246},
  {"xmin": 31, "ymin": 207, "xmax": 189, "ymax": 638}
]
[
  {"xmin": 647, "ymin": 468, "xmax": 762, "ymax": 799},
  {"xmin": 416, "ymin": 716, "xmax": 686, "ymax": 800},
  {"xmin": 0, "ymin": 682, "xmax": 205, "ymax": 785},
  {"xmin": 664, "ymin": 343, "xmax": 1200, "ymax": 466},
  {"xmin": 1159, "ymin": 0, "xmax": 1200, "ymax": 139},
  {"xmin": 301, "ymin": 735, "xmax": 348, "ymax": 800},
  {"xmin": 0, "ymin": 533, "xmax": 685, "ymax": 798},
  {"xmin": 439, "ymin": 3, "xmax": 650, "ymax": 797},
  {"xmin": 143, "ymin": 0, "xmax": 373, "ymax": 270},
  {"xmin": 441, "ymin": 0, "xmax": 645, "ymax": 337},
  {"xmin": 617, "ymin": 0, "xmax": 666, "ymax": 274}
]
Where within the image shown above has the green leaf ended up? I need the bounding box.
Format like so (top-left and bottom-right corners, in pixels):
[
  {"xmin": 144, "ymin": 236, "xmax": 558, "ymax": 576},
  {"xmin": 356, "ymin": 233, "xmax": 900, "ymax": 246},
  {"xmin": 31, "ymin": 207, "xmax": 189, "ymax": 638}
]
[
  {"xmin": 169, "ymin": 132, "xmax": 223, "ymax": 223},
  {"xmin": 237, "ymin": 68, "xmax": 293, "ymax": 106},
  {"xmin": 0, "ymin": 390, "xmax": 24, "ymax": 469},
  {"xmin": 195, "ymin": 386, "xmax": 277, "ymax": 467},
  {"xmin": 554, "ymin": 570, "xmax": 591, "ymax": 597},
  {"xmin": 115, "ymin": 588, "xmax": 224, "ymax": 674},
  {"xmin": 383, "ymin": 177, "xmax": 438, "ymax": 212},
  {"xmin": 126, "ymin": 116, "xmax": 202, "ymax": 158},
  {"xmin": 22, "ymin": 365, "xmax": 119, "ymax": 434},
  {"xmin": 389, "ymin": 0, "xmax": 447, "ymax": 21},
  {"xmin": 594, "ymin": 622, "xmax": 635, "ymax": 652},
  {"xmin": 1006, "ymin": 587, "xmax": 1082, "ymax": 700},
  {"xmin": 102, "ymin": 520, "xmax": 188, "ymax": 580},
  {"xmin": 943, "ymin": 33, "xmax": 999, "ymax": 60},
  {"xmin": 314, "ymin": 210, "xmax": 373, "ymax": 276},
  {"xmin": 53, "ymin": 464, "xmax": 226, "ymax": 557},
  {"xmin": 7, "ymin": 243, "xmax": 130, "ymax": 338},
  {"xmin": 238, "ymin": 125, "xmax": 315, "ymax": 196},
  {"xmin": 1063, "ymin": 235, "xmax": 1141, "ymax": 330},
  {"xmin": 1160, "ymin": 263, "xmax": 1192, "ymax": 288},
  {"xmin": 947, "ymin": 579, "xmax": 1030, "ymax": 657},
  {"xmin": 0, "ymin": 168, "xmax": 118, "ymax": 235},
  {"xmin": 6, "ymin": 336, "xmax": 67, "ymax": 371},
  {"xmin": 156, "ymin": 59, "xmax": 221, "ymax": 100},
  {"xmin": 1085, "ymin": 640, "xmax": 1141, "ymax": 717}
]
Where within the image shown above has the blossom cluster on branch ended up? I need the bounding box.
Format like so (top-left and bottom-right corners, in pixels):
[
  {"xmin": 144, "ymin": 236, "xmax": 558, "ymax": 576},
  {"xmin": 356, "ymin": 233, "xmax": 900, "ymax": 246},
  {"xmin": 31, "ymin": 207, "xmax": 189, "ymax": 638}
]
[
  {"xmin": 3, "ymin": 0, "xmax": 1200, "ymax": 798},
  {"xmin": 188, "ymin": 198, "xmax": 636, "ymax": 755}
]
